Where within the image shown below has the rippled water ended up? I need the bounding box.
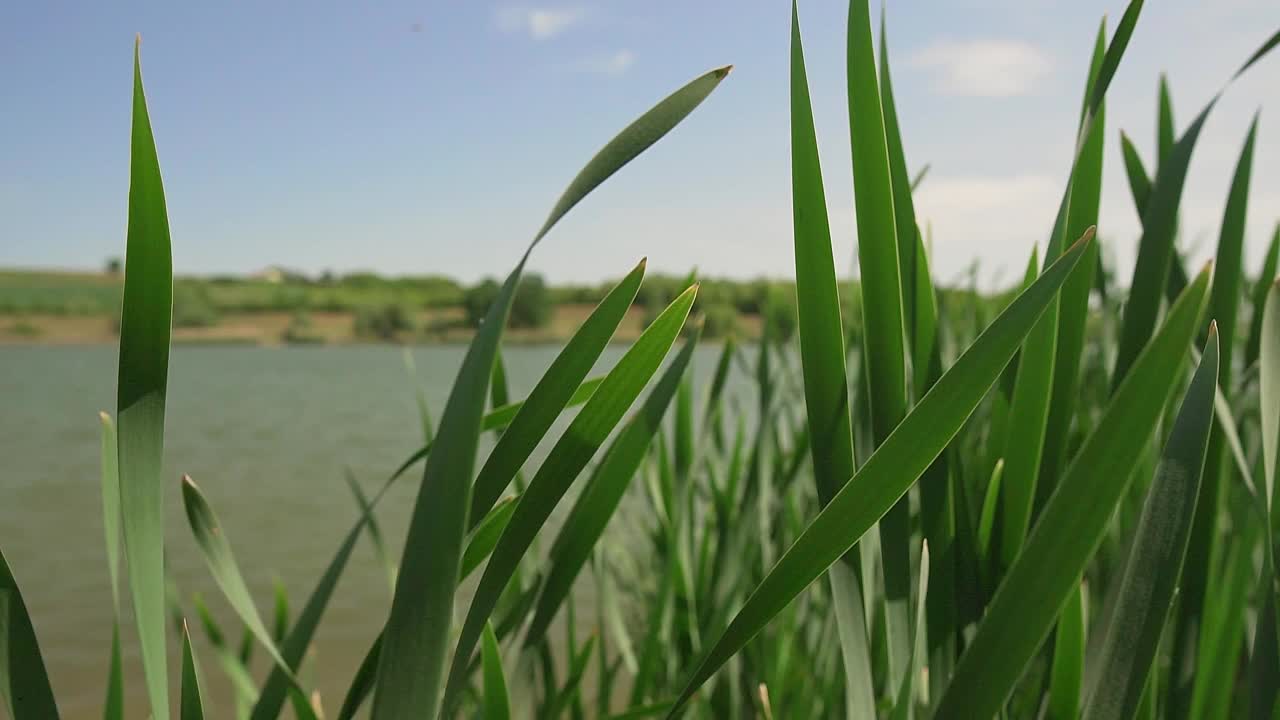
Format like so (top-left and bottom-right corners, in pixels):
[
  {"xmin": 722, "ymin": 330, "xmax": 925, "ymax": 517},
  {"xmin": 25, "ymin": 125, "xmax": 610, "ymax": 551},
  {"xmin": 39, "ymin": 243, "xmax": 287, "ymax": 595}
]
[{"xmin": 0, "ymin": 343, "xmax": 745, "ymax": 718}]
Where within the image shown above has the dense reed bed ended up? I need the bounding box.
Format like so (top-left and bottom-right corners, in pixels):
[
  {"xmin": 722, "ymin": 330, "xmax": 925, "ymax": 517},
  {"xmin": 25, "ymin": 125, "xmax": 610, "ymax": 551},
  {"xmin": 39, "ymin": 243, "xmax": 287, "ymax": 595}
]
[{"xmin": 3, "ymin": 1, "xmax": 1280, "ymax": 718}]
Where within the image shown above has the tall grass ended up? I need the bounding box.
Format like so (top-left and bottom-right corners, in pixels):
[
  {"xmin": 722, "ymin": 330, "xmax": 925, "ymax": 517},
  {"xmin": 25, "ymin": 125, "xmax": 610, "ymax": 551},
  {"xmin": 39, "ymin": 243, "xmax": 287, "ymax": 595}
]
[{"xmin": 3, "ymin": 3, "xmax": 1280, "ymax": 719}]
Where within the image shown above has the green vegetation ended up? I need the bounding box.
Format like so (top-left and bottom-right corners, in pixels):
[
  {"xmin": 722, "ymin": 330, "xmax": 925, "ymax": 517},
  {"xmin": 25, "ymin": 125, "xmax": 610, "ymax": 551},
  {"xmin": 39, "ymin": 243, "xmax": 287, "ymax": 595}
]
[{"xmin": 3, "ymin": 4, "xmax": 1280, "ymax": 720}]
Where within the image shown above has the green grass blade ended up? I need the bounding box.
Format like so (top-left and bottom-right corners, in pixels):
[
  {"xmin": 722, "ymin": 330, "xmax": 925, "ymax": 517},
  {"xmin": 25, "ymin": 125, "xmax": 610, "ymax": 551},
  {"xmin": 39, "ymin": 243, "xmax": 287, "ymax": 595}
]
[
  {"xmin": 442, "ymin": 287, "xmax": 697, "ymax": 714},
  {"xmin": 1176, "ymin": 115, "xmax": 1260, "ymax": 697},
  {"xmin": 1157, "ymin": 76, "xmax": 1175, "ymax": 168},
  {"xmin": 1040, "ymin": 21, "xmax": 1106, "ymax": 509},
  {"xmin": 117, "ymin": 38, "xmax": 174, "ymax": 720},
  {"xmin": 544, "ymin": 636, "xmax": 597, "ymax": 718},
  {"xmin": 271, "ymin": 581, "xmax": 288, "ymax": 645},
  {"xmin": 1120, "ymin": 131, "xmax": 1152, "ymax": 214},
  {"xmin": 481, "ymin": 624, "xmax": 510, "ymax": 720},
  {"xmin": 1113, "ymin": 103, "xmax": 1214, "ymax": 387},
  {"xmin": 532, "ymin": 66, "xmax": 731, "ymax": 245},
  {"xmin": 402, "ymin": 348, "xmax": 434, "ymax": 444},
  {"xmin": 849, "ymin": 0, "xmax": 912, "ymax": 684},
  {"xmin": 935, "ymin": 263, "xmax": 1211, "ymax": 719},
  {"xmin": 1084, "ymin": 326, "xmax": 1218, "ymax": 720},
  {"xmin": 99, "ymin": 412, "xmax": 126, "ymax": 720},
  {"xmin": 461, "ymin": 495, "xmax": 517, "ymax": 580},
  {"xmin": 525, "ymin": 334, "xmax": 698, "ymax": 647},
  {"xmin": 377, "ymin": 65, "xmax": 727, "ymax": 718},
  {"xmin": 791, "ymin": 3, "xmax": 875, "ymax": 713},
  {"xmin": 249, "ymin": 524, "xmax": 362, "ymax": 720},
  {"xmin": 336, "ymin": 633, "xmax": 381, "ymax": 720},
  {"xmin": 180, "ymin": 476, "xmax": 298, "ymax": 684},
  {"xmin": 1263, "ymin": 280, "xmax": 1280, "ymax": 513},
  {"xmin": 470, "ymin": 259, "xmax": 646, "ymax": 522},
  {"xmin": 1049, "ymin": 583, "xmax": 1088, "ymax": 720},
  {"xmin": 978, "ymin": 458, "xmax": 1005, "ymax": 580},
  {"xmin": 890, "ymin": 541, "xmax": 930, "ymax": 720},
  {"xmin": 483, "ymin": 376, "xmax": 604, "ymax": 433},
  {"xmin": 103, "ymin": 625, "xmax": 124, "ymax": 720},
  {"xmin": 666, "ymin": 232, "xmax": 1093, "ymax": 717},
  {"xmin": 1188, "ymin": 531, "xmax": 1256, "ymax": 720},
  {"xmin": 384, "ymin": 375, "xmax": 607, "ymax": 488},
  {"xmin": 344, "ymin": 469, "xmax": 394, "ymax": 594},
  {"xmin": 866, "ymin": 10, "xmax": 920, "ymax": 680},
  {"xmin": 879, "ymin": 9, "xmax": 918, "ymax": 367},
  {"xmin": 1245, "ymin": 225, "xmax": 1280, "ymax": 368},
  {"xmin": 193, "ymin": 594, "xmax": 260, "ymax": 714},
  {"xmin": 372, "ymin": 261, "xmax": 522, "ymax": 719},
  {"xmin": 180, "ymin": 623, "xmax": 207, "ymax": 720},
  {"xmin": 99, "ymin": 412, "xmax": 121, "ymax": 609},
  {"xmin": 0, "ymin": 548, "xmax": 60, "ymax": 719},
  {"xmin": 1115, "ymin": 26, "xmax": 1278, "ymax": 386},
  {"xmin": 1000, "ymin": 243, "xmax": 1056, "ymax": 567},
  {"xmin": 1233, "ymin": 27, "xmax": 1280, "ymax": 79}
]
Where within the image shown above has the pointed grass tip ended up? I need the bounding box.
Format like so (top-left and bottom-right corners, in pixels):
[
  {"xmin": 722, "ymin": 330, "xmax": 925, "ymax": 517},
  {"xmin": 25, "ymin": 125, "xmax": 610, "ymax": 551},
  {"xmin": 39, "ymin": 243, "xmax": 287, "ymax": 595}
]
[
  {"xmin": 1074, "ymin": 225, "xmax": 1097, "ymax": 248},
  {"xmin": 713, "ymin": 65, "xmax": 734, "ymax": 79}
]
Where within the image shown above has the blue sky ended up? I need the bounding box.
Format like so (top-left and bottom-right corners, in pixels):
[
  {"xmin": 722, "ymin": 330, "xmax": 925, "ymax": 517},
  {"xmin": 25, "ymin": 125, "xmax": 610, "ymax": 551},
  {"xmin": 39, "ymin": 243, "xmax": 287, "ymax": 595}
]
[{"xmin": 1, "ymin": 1, "xmax": 1277, "ymax": 286}]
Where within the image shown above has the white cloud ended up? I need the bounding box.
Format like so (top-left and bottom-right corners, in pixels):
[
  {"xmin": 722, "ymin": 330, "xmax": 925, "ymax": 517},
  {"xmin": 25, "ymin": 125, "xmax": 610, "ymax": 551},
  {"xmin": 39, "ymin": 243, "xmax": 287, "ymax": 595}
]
[
  {"xmin": 910, "ymin": 39, "xmax": 1052, "ymax": 98},
  {"xmin": 576, "ymin": 49, "xmax": 636, "ymax": 76},
  {"xmin": 495, "ymin": 6, "xmax": 586, "ymax": 40},
  {"xmin": 913, "ymin": 174, "xmax": 1061, "ymax": 286}
]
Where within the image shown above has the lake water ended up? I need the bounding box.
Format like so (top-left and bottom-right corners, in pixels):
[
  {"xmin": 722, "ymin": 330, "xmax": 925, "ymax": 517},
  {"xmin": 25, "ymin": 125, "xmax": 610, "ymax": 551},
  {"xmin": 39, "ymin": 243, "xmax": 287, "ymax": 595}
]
[{"xmin": 0, "ymin": 343, "xmax": 746, "ymax": 718}]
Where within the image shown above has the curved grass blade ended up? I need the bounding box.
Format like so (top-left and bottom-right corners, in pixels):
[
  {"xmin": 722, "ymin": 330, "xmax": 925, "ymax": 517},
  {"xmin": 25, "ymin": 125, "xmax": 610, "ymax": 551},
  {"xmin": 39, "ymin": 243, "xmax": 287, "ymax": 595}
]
[
  {"xmin": 181, "ymin": 476, "xmax": 298, "ymax": 685},
  {"xmin": 525, "ymin": 334, "xmax": 699, "ymax": 647},
  {"xmin": 792, "ymin": 3, "xmax": 875, "ymax": 713},
  {"xmin": 532, "ymin": 66, "xmax": 731, "ymax": 246},
  {"xmin": 666, "ymin": 231, "xmax": 1094, "ymax": 717},
  {"xmin": 117, "ymin": 38, "xmax": 174, "ymax": 720},
  {"xmin": 442, "ymin": 286, "xmax": 698, "ymax": 715},
  {"xmin": 372, "ymin": 259, "xmax": 523, "ymax": 719},
  {"xmin": 935, "ymin": 263, "xmax": 1212, "ymax": 719},
  {"xmin": 180, "ymin": 623, "xmax": 206, "ymax": 720},
  {"xmin": 470, "ymin": 259, "xmax": 646, "ymax": 522},
  {"xmin": 0, "ymin": 548, "xmax": 60, "ymax": 719},
  {"xmin": 1083, "ymin": 326, "xmax": 1218, "ymax": 720},
  {"xmin": 376, "ymin": 66, "xmax": 726, "ymax": 718},
  {"xmin": 481, "ymin": 624, "xmax": 510, "ymax": 720}
]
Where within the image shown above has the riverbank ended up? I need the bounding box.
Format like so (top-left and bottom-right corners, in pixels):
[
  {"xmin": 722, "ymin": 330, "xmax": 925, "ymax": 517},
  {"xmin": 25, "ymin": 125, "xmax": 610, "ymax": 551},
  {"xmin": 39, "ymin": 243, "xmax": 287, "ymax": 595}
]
[{"xmin": 0, "ymin": 305, "xmax": 765, "ymax": 346}]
